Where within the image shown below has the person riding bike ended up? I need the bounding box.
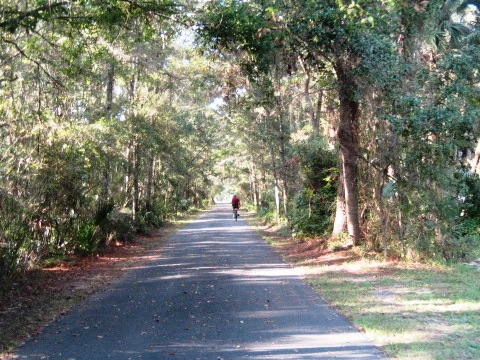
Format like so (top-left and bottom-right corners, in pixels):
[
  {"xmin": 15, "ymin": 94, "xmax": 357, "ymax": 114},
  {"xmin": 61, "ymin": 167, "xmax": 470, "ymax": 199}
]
[{"xmin": 231, "ymin": 194, "xmax": 240, "ymax": 220}]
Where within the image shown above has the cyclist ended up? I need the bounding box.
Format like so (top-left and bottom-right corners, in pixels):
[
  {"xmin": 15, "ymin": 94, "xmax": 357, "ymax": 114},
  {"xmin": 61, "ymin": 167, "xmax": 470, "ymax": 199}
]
[{"xmin": 231, "ymin": 194, "xmax": 240, "ymax": 220}]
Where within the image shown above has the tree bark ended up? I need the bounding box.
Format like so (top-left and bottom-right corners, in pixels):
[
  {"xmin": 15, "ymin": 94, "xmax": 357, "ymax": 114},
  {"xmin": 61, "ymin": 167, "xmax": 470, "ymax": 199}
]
[
  {"xmin": 334, "ymin": 61, "xmax": 362, "ymax": 245},
  {"xmin": 101, "ymin": 62, "xmax": 115, "ymax": 204},
  {"xmin": 106, "ymin": 62, "xmax": 114, "ymax": 112},
  {"xmin": 146, "ymin": 156, "xmax": 154, "ymax": 211},
  {"xmin": 270, "ymin": 143, "xmax": 281, "ymax": 220},
  {"xmin": 315, "ymin": 89, "xmax": 323, "ymax": 134},
  {"xmin": 248, "ymin": 160, "xmax": 260, "ymax": 210},
  {"xmin": 279, "ymin": 116, "xmax": 289, "ymax": 215},
  {"xmin": 132, "ymin": 143, "xmax": 140, "ymax": 221},
  {"xmin": 274, "ymin": 181, "xmax": 281, "ymax": 220},
  {"xmin": 129, "ymin": 57, "xmax": 139, "ymax": 219},
  {"xmin": 298, "ymin": 56, "xmax": 320, "ymax": 134},
  {"xmin": 332, "ymin": 153, "xmax": 347, "ymax": 235}
]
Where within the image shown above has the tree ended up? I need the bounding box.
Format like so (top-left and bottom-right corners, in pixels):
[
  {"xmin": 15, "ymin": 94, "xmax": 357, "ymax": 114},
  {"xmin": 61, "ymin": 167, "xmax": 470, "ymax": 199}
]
[
  {"xmin": 198, "ymin": 0, "xmax": 480, "ymax": 258},
  {"xmin": 198, "ymin": 0, "xmax": 387, "ymax": 244},
  {"xmin": 358, "ymin": 0, "xmax": 480, "ymax": 258},
  {"xmin": 0, "ymin": 0, "xmax": 227, "ymax": 280}
]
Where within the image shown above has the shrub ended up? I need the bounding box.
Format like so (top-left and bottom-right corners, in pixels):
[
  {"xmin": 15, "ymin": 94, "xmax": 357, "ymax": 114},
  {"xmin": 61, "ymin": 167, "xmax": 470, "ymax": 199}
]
[
  {"xmin": 290, "ymin": 189, "xmax": 335, "ymax": 236},
  {"xmin": 290, "ymin": 136, "xmax": 337, "ymax": 236},
  {"xmin": 257, "ymin": 207, "xmax": 276, "ymax": 225},
  {"xmin": 75, "ymin": 222, "xmax": 99, "ymax": 256},
  {"xmin": 106, "ymin": 212, "xmax": 136, "ymax": 244},
  {"xmin": 0, "ymin": 193, "xmax": 35, "ymax": 282},
  {"xmin": 441, "ymin": 219, "xmax": 480, "ymax": 261},
  {"xmin": 442, "ymin": 234, "xmax": 480, "ymax": 261}
]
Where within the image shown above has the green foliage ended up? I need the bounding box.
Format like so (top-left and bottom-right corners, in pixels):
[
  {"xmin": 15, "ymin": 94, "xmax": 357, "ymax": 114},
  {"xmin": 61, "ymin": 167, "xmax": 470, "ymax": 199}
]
[
  {"xmin": 384, "ymin": 52, "xmax": 480, "ymax": 259},
  {"xmin": 257, "ymin": 207, "xmax": 276, "ymax": 225},
  {"xmin": 0, "ymin": 192, "xmax": 33, "ymax": 281},
  {"xmin": 443, "ymin": 222, "xmax": 480, "ymax": 261},
  {"xmin": 197, "ymin": 0, "xmax": 278, "ymax": 78},
  {"xmin": 0, "ymin": 0, "xmax": 183, "ymax": 34},
  {"xmin": 135, "ymin": 204, "xmax": 165, "ymax": 235},
  {"xmin": 0, "ymin": 2, "xmax": 69, "ymax": 33},
  {"xmin": 95, "ymin": 201, "xmax": 115, "ymax": 227},
  {"xmin": 105, "ymin": 212, "xmax": 136, "ymax": 244},
  {"xmin": 75, "ymin": 222, "xmax": 99, "ymax": 257},
  {"xmin": 34, "ymin": 134, "xmax": 90, "ymax": 213},
  {"xmin": 290, "ymin": 137, "xmax": 337, "ymax": 236},
  {"xmin": 352, "ymin": 0, "xmax": 480, "ymax": 260},
  {"xmin": 440, "ymin": 174, "xmax": 480, "ymax": 261},
  {"xmin": 0, "ymin": 0, "xmax": 479, "ymax": 286},
  {"xmin": 461, "ymin": 174, "xmax": 480, "ymax": 218},
  {"xmin": 0, "ymin": 0, "xmax": 221, "ymax": 282},
  {"xmin": 291, "ymin": 190, "xmax": 332, "ymax": 236}
]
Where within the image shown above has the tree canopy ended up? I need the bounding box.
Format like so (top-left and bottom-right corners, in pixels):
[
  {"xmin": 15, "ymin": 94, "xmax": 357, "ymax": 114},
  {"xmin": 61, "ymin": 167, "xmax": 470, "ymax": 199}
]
[{"xmin": 1, "ymin": 0, "xmax": 480, "ymax": 282}]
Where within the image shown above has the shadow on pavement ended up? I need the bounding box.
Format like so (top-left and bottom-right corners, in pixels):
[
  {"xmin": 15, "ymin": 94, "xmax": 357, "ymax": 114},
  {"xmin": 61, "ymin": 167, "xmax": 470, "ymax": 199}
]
[{"xmin": 13, "ymin": 204, "xmax": 387, "ymax": 360}]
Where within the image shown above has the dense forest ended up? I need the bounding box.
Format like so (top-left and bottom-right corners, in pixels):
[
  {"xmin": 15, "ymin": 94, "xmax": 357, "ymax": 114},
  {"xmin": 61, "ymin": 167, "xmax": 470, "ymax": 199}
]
[{"xmin": 1, "ymin": 0, "xmax": 479, "ymax": 283}]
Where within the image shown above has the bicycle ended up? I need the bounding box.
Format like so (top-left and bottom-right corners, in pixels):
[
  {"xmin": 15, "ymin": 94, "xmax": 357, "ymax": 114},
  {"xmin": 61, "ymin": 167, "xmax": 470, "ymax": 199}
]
[{"xmin": 233, "ymin": 208, "xmax": 239, "ymax": 221}]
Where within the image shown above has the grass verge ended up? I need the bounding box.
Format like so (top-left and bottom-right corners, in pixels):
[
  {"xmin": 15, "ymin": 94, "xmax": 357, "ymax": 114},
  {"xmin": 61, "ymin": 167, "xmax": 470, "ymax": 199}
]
[{"xmin": 247, "ymin": 216, "xmax": 480, "ymax": 360}]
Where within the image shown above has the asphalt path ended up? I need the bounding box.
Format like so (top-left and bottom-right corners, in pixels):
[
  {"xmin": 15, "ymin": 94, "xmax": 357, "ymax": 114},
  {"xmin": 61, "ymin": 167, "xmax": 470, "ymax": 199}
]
[{"xmin": 14, "ymin": 204, "xmax": 388, "ymax": 359}]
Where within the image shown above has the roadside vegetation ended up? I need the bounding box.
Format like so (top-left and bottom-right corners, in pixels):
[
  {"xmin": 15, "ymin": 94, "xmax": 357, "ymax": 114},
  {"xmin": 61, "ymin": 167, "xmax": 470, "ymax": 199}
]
[{"xmin": 251, "ymin": 217, "xmax": 480, "ymax": 360}]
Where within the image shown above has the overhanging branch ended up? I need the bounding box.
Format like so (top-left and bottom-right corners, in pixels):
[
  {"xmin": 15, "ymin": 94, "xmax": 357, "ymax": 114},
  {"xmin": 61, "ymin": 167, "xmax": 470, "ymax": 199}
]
[{"xmin": 2, "ymin": 38, "xmax": 65, "ymax": 88}]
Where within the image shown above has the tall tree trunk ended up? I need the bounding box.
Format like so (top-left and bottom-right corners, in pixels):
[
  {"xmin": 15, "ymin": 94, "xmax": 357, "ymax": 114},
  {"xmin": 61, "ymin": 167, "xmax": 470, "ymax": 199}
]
[
  {"xmin": 334, "ymin": 61, "xmax": 361, "ymax": 245},
  {"xmin": 298, "ymin": 56, "xmax": 320, "ymax": 134},
  {"xmin": 145, "ymin": 156, "xmax": 154, "ymax": 211},
  {"xmin": 274, "ymin": 180, "xmax": 281, "ymax": 221},
  {"xmin": 132, "ymin": 143, "xmax": 140, "ymax": 221},
  {"xmin": 101, "ymin": 62, "xmax": 115, "ymax": 204},
  {"xmin": 332, "ymin": 153, "xmax": 347, "ymax": 235},
  {"xmin": 123, "ymin": 143, "xmax": 132, "ymax": 208},
  {"xmin": 129, "ymin": 57, "xmax": 139, "ymax": 219},
  {"xmin": 279, "ymin": 116, "xmax": 289, "ymax": 215},
  {"xmin": 106, "ymin": 62, "xmax": 114, "ymax": 112},
  {"xmin": 315, "ymin": 89, "xmax": 323, "ymax": 133},
  {"xmin": 270, "ymin": 144, "xmax": 281, "ymax": 220},
  {"xmin": 248, "ymin": 160, "xmax": 260, "ymax": 210}
]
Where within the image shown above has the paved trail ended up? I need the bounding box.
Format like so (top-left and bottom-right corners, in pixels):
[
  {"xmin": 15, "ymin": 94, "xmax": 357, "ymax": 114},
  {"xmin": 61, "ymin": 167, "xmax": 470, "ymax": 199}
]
[{"xmin": 14, "ymin": 205, "xmax": 387, "ymax": 359}]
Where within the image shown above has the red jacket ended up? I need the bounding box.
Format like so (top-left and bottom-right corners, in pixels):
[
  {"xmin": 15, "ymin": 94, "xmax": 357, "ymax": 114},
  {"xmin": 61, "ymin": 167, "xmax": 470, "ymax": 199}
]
[{"xmin": 231, "ymin": 195, "xmax": 240, "ymax": 208}]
